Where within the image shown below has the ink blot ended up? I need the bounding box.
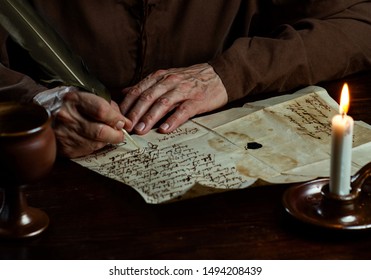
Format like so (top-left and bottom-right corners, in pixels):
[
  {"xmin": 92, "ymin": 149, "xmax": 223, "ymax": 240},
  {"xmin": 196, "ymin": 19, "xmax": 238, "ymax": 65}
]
[{"xmin": 245, "ymin": 142, "xmax": 263, "ymax": 150}]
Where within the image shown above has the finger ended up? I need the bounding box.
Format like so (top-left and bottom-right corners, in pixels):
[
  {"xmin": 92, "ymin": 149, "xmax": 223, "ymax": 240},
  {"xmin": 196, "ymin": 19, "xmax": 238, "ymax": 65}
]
[
  {"xmin": 54, "ymin": 120, "xmax": 108, "ymax": 158},
  {"xmin": 110, "ymin": 101, "xmax": 133, "ymax": 129},
  {"xmin": 157, "ymin": 84, "xmax": 228, "ymax": 134},
  {"xmin": 157, "ymin": 100, "xmax": 199, "ymax": 134},
  {"xmin": 120, "ymin": 86, "xmax": 142, "ymax": 116},
  {"xmin": 126, "ymin": 82, "xmax": 176, "ymax": 131},
  {"xmin": 65, "ymin": 91, "xmax": 126, "ymax": 128},
  {"xmin": 85, "ymin": 122, "xmax": 125, "ymax": 143},
  {"xmin": 120, "ymin": 70, "xmax": 167, "ymax": 115},
  {"xmin": 132, "ymin": 90, "xmax": 185, "ymax": 134},
  {"xmin": 56, "ymin": 100, "xmax": 125, "ymax": 144}
]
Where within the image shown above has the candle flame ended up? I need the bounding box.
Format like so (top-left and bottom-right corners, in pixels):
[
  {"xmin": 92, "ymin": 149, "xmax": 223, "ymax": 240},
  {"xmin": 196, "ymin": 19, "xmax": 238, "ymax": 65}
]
[{"xmin": 340, "ymin": 83, "xmax": 350, "ymax": 115}]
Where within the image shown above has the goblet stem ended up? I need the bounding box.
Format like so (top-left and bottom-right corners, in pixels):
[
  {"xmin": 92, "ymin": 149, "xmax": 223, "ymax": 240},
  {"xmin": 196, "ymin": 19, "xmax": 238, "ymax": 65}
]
[
  {"xmin": 0, "ymin": 185, "xmax": 49, "ymax": 239},
  {"xmin": 1, "ymin": 102, "xmax": 56, "ymax": 239}
]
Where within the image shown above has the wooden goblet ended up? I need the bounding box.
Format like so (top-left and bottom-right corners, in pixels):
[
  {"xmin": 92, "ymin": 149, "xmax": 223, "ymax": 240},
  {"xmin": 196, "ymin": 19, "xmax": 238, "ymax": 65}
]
[{"xmin": 0, "ymin": 102, "xmax": 56, "ymax": 238}]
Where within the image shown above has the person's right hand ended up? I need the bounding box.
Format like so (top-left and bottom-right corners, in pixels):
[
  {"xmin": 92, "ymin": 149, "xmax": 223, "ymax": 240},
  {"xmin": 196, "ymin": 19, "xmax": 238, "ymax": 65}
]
[{"xmin": 53, "ymin": 90, "xmax": 131, "ymax": 158}]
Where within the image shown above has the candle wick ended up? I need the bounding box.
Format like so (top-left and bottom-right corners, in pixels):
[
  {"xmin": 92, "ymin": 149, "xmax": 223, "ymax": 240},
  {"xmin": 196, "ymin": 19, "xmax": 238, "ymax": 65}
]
[{"xmin": 341, "ymin": 112, "xmax": 346, "ymax": 118}]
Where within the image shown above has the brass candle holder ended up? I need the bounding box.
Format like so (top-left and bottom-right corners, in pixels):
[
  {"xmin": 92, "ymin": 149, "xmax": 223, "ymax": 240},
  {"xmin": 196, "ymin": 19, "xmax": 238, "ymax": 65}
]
[{"xmin": 283, "ymin": 162, "xmax": 371, "ymax": 230}]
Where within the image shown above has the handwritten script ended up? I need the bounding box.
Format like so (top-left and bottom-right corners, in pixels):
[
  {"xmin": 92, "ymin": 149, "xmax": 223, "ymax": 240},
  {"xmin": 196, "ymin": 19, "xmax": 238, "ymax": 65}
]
[
  {"xmin": 84, "ymin": 142, "xmax": 245, "ymax": 203},
  {"xmin": 73, "ymin": 87, "xmax": 371, "ymax": 203},
  {"xmin": 281, "ymin": 94, "xmax": 333, "ymax": 140}
]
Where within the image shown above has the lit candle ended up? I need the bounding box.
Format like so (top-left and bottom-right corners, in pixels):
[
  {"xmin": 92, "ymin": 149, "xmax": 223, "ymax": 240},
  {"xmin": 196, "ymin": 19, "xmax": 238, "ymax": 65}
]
[{"xmin": 330, "ymin": 83, "xmax": 354, "ymax": 195}]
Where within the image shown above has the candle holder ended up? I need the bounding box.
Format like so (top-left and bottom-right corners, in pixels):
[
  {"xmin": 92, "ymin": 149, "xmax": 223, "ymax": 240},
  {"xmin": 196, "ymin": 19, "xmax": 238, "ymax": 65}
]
[{"xmin": 282, "ymin": 162, "xmax": 371, "ymax": 230}]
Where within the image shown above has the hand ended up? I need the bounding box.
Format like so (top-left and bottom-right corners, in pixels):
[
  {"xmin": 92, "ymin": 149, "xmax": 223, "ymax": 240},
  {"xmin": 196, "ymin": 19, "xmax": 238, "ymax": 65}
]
[
  {"xmin": 120, "ymin": 63, "xmax": 228, "ymax": 135},
  {"xmin": 53, "ymin": 90, "xmax": 131, "ymax": 158}
]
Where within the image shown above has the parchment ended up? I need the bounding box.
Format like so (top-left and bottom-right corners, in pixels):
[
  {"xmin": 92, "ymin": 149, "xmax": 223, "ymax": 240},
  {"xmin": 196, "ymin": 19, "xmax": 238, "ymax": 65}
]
[{"xmin": 73, "ymin": 86, "xmax": 371, "ymax": 203}]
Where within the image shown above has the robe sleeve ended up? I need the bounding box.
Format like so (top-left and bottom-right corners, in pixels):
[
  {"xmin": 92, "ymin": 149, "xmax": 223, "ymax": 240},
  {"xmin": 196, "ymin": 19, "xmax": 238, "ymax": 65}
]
[{"xmin": 209, "ymin": 1, "xmax": 371, "ymax": 102}]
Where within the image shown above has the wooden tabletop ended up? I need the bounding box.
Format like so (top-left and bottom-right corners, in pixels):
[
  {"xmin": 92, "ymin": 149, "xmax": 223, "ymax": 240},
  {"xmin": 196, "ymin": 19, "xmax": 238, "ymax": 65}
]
[{"xmin": 1, "ymin": 71, "xmax": 371, "ymax": 260}]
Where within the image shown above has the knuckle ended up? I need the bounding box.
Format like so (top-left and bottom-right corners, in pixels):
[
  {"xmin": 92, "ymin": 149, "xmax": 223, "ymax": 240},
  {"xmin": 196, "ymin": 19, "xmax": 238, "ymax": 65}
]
[
  {"xmin": 63, "ymin": 91, "xmax": 79, "ymax": 102},
  {"xmin": 176, "ymin": 103, "xmax": 194, "ymax": 119},
  {"xmin": 119, "ymin": 103, "xmax": 128, "ymax": 113},
  {"xmin": 164, "ymin": 73, "xmax": 180, "ymax": 83},
  {"xmin": 155, "ymin": 96, "xmax": 171, "ymax": 107},
  {"xmin": 127, "ymin": 87, "xmax": 141, "ymax": 97},
  {"xmin": 141, "ymin": 114, "xmax": 155, "ymax": 124},
  {"xmin": 94, "ymin": 103, "xmax": 110, "ymax": 119},
  {"xmin": 127, "ymin": 109, "xmax": 141, "ymax": 120},
  {"xmin": 152, "ymin": 69, "xmax": 167, "ymax": 78},
  {"xmin": 55, "ymin": 108, "xmax": 70, "ymax": 122},
  {"xmin": 177, "ymin": 105, "xmax": 189, "ymax": 116},
  {"xmin": 138, "ymin": 90, "xmax": 156, "ymax": 102}
]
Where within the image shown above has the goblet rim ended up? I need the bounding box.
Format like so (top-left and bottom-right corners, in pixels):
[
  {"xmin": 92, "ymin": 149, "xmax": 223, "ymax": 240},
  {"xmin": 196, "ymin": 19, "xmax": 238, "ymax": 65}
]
[{"xmin": 0, "ymin": 102, "xmax": 51, "ymax": 138}]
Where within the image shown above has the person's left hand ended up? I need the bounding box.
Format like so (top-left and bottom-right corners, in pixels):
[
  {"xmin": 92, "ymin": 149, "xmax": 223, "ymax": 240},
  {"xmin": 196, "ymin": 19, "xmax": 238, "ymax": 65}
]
[{"xmin": 120, "ymin": 63, "xmax": 228, "ymax": 135}]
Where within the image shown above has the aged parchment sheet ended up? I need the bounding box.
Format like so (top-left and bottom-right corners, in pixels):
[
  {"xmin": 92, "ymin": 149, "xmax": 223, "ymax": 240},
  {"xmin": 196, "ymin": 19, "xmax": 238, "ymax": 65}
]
[{"xmin": 73, "ymin": 86, "xmax": 371, "ymax": 203}]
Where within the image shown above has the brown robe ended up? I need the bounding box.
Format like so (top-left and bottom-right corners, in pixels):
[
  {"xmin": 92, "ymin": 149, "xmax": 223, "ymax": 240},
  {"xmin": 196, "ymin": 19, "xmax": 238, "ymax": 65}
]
[{"xmin": 1, "ymin": 0, "xmax": 371, "ymax": 103}]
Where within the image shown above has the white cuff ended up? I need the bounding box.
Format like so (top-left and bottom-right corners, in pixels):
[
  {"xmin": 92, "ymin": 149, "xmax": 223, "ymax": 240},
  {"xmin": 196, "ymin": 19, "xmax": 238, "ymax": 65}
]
[{"xmin": 33, "ymin": 86, "xmax": 77, "ymax": 114}]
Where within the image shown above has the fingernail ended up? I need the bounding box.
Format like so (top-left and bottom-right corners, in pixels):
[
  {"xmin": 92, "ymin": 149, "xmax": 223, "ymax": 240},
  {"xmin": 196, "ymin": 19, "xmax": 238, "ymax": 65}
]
[
  {"xmin": 135, "ymin": 122, "xmax": 146, "ymax": 132},
  {"xmin": 116, "ymin": 120, "xmax": 125, "ymax": 129},
  {"xmin": 160, "ymin": 123, "xmax": 170, "ymax": 131}
]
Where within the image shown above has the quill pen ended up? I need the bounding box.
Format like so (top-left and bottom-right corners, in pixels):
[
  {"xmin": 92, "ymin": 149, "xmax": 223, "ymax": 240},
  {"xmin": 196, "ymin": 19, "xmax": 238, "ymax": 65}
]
[
  {"xmin": 0, "ymin": 0, "xmax": 141, "ymax": 148},
  {"xmin": 0, "ymin": 0, "xmax": 110, "ymax": 101}
]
